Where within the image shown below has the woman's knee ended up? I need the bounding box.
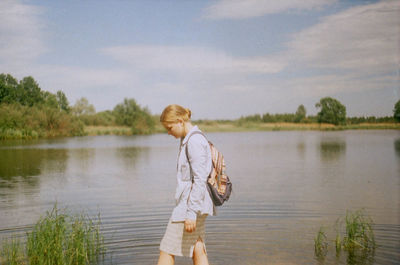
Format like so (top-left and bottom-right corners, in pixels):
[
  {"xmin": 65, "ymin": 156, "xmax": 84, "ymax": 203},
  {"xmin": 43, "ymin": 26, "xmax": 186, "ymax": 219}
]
[
  {"xmin": 158, "ymin": 250, "xmax": 175, "ymax": 265},
  {"xmin": 193, "ymin": 239, "xmax": 206, "ymax": 256}
]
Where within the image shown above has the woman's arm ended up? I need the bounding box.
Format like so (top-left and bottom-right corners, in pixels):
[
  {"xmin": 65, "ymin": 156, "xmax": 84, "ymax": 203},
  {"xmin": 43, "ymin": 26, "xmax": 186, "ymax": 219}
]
[{"xmin": 186, "ymin": 135, "xmax": 210, "ymax": 222}]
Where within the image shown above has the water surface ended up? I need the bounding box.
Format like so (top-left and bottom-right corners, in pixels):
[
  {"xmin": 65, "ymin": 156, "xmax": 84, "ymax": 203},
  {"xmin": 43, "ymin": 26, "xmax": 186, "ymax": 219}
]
[{"xmin": 0, "ymin": 130, "xmax": 399, "ymax": 264}]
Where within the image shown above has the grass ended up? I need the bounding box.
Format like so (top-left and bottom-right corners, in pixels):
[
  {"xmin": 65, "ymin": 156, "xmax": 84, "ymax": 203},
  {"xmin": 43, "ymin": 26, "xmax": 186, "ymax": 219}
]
[
  {"xmin": 198, "ymin": 121, "xmax": 400, "ymax": 132},
  {"xmin": 1, "ymin": 204, "xmax": 105, "ymax": 265},
  {"xmin": 314, "ymin": 227, "xmax": 328, "ymax": 259},
  {"xmin": 84, "ymin": 122, "xmax": 400, "ymax": 136},
  {"xmin": 315, "ymin": 209, "xmax": 376, "ymax": 263},
  {"xmin": 0, "ymin": 128, "xmax": 41, "ymax": 140},
  {"xmin": 84, "ymin": 125, "xmax": 132, "ymax": 136},
  {"xmin": 1, "ymin": 237, "xmax": 25, "ymax": 265},
  {"xmin": 342, "ymin": 210, "xmax": 376, "ymax": 252}
]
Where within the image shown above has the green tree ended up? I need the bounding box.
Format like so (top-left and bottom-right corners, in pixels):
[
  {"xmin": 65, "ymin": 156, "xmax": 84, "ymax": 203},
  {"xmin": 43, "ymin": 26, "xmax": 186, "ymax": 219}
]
[
  {"xmin": 294, "ymin": 104, "xmax": 306, "ymax": 123},
  {"xmin": 113, "ymin": 98, "xmax": 154, "ymax": 134},
  {"xmin": 262, "ymin": 113, "xmax": 276, "ymax": 123},
  {"xmin": 394, "ymin": 100, "xmax": 400, "ymax": 122},
  {"xmin": 315, "ymin": 97, "xmax": 346, "ymax": 125},
  {"xmin": 72, "ymin": 97, "xmax": 95, "ymax": 116},
  {"xmin": 42, "ymin": 91, "xmax": 59, "ymax": 109},
  {"xmin": 56, "ymin": 91, "xmax": 70, "ymax": 113},
  {"xmin": 18, "ymin": 76, "xmax": 44, "ymax": 106},
  {"xmin": 0, "ymin": 73, "xmax": 19, "ymax": 104}
]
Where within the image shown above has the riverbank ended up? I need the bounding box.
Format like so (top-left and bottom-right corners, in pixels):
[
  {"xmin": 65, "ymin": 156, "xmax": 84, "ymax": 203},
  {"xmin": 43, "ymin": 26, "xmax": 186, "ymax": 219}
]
[
  {"xmin": 2, "ymin": 122, "xmax": 399, "ymax": 140},
  {"xmin": 85, "ymin": 122, "xmax": 400, "ymax": 136}
]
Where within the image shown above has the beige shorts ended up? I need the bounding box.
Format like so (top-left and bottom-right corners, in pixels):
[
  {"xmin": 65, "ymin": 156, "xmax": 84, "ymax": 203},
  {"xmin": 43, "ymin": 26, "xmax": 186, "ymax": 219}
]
[{"xmin": 159, "ymin": 214, "xmax": 207, "ymax": 257}]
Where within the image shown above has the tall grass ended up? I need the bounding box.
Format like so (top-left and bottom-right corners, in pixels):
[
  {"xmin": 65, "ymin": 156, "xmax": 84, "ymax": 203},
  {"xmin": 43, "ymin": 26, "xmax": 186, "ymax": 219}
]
[
  {"xmin": 315, "ymin": 209, "xmax": 376, "ymax": 263},
  {"xmin": 342, "ymin": 210, "xmax": 375, "ymax": 251},
  {"xmin": 314, "ymin": 227, "xmax": 328, "ymax": 259},
  {"xmin": 1, "ymin": 237, "xmax": 26, "ymax": 265},
  {"xmin": 1, "ymin": 204, "xmax": 105, "ymax": 265}
]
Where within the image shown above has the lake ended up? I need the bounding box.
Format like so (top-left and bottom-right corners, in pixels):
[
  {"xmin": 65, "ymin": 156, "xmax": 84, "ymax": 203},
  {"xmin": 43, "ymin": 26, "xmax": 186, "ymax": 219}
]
[{"xmin": 0, "ymin": 130, "xmax": 399, "ymax": 264}]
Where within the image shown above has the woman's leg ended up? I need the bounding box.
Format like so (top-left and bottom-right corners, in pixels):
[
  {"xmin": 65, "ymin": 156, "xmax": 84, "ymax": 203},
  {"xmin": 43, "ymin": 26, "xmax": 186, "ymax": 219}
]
[
  {"xmin": 192, "ymin": 238, "xmax": 209, "ymax": 265},
  {"xmin": 157, "ymin": 250, "xmax": 175, "ymax": 265}
]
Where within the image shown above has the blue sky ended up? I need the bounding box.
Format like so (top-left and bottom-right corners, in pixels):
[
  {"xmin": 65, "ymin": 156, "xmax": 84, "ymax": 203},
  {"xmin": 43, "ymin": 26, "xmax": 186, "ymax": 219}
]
[{"xmin": 0, "ymin": 0, "xmax": 398, "ymax": 119}]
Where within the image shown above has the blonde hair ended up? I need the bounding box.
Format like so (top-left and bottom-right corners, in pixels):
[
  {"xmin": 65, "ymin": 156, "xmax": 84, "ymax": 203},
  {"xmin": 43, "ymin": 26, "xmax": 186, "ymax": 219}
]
[{"xmin": 160, "ymin": 104, "xmax": 192, "ymax": 124}]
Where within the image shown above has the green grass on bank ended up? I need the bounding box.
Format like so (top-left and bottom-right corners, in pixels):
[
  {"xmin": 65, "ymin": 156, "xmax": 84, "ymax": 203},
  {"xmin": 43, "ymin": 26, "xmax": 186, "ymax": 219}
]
[
  {"xmin": 197, "ymin": 121, "xmax": 400, "ymax": 132},
  {"xmin": 84, "ymin": 121, "xmax": 400, "ymax": 136},
  {"xmin": 0, "ymin": 205, "xmax": 105, "ymax": 265},
  {"xmin": 2, "ymin": 121, "xmax": 399, "ymax": 140}
]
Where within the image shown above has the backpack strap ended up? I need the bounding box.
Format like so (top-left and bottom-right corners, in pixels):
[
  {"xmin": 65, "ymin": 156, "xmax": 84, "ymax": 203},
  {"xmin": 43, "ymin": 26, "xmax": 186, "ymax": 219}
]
[{"xmin": 184, "ymin": 131, "xmax": 208, "ymax": 183}]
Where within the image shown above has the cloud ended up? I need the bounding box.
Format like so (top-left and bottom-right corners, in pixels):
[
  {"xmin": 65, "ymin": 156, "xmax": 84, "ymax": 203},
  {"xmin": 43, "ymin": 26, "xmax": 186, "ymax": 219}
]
[
  {"xmin": 203, "ymin": 0, "xmax": 336, "ymax": 20},
  {"xmin": 282, "ymin": 73, "xmax": 398, "ymax": 98},
  {"xmin": 0, "ymin": 0, "xmax": 47, "ymax": 67},
  {"xmin": 101, "ymin": 45, "xmax": 286, "ymax": 74},
  {"xmin": 287, "ymin": 0, "xmax": 399, "ymax": 74},
  {"xmin": 33, "ymin": 65, "xmax": 133, "ymax": 91}
]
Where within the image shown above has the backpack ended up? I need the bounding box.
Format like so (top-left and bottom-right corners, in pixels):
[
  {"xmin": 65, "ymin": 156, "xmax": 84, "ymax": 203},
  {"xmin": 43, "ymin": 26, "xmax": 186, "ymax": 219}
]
[{"xmin": 185, "ymin": 131, "xmax": 232, "ymax": 206}]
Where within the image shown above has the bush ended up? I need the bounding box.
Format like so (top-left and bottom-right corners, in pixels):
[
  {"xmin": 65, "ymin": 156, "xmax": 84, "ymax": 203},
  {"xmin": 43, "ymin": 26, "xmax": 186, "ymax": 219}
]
[
  {"xmin": 0, "ymin": 103, "xmax": 84, "ymax": 139},
  {"xmin": 113, "ymin": 98, "xmax": 155, "ymax": 134}
]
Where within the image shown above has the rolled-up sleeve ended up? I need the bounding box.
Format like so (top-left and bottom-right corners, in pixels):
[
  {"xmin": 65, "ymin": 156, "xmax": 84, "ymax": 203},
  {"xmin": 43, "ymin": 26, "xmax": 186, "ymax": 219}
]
[{"xmin": 186, "ymin": 136, "xmax": 209, "ymax": 220}]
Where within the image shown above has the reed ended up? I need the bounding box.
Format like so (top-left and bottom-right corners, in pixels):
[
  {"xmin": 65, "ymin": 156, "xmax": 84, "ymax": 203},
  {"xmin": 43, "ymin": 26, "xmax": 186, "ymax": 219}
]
[
  {"xmin": 342, "ymin": 210, "xmax": 375, "ymax": 252},
  {"xmin": 1, "ymin": 237, "xmax": 26, "ymax": 265},
  {"xmin": 315, "ymin": 209, "xmax": 376, "ymax": 263},
  {"xmin": 314, "ymin": 227, "xmax": 328, "ymax": 259},
  {"xmin": 0, "ymin": 204, "xmax": 105, "ymax": 265}
]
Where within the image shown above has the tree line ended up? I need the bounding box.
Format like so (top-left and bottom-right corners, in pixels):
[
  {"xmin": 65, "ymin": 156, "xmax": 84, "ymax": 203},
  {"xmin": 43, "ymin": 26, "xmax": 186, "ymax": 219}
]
[
  {"xmin": 0, "ymin": 73, "xmax": 155, "ymax": 139},
  {"xmin": 1, "ymin": 73, "xmax": 399, "ymax": 139},
  {"xmin": 237, "ymin": 97, "xmax": 399, "ymax": 125}
]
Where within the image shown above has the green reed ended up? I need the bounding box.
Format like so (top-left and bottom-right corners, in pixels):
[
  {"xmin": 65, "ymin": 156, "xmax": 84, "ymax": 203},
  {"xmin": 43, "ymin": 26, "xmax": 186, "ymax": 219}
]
[
  {"xmin": 1, "ymin": 204, "xmax": 105, "ymax": 265},
  {"xmin": 1, "ymin": 237, "xmax": 26, "ymax": 265},
  {"xmin": 342, "ymin": 210, "xmax": 375, "ymax": 252},
  {"xmin": 315, "ymin": 209, "xmax": 376, "ymax": 263},
  {"xmin": 314, "ymin": 227, "xmax": 328, "ymax": 259}
]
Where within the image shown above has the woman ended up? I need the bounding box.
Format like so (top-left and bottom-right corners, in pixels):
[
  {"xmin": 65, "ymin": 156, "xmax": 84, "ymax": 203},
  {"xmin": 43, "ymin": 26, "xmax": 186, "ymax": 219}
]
[{"xmin": 157, "ymin": 104, "xmax": 215, "ymax": 265}]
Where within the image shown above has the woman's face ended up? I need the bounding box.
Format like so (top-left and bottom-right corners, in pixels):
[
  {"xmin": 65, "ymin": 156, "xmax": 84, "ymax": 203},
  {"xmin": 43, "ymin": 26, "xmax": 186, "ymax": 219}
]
[{"xmin": 164, "ymin": 122, "xmax": 184, "ymax": 139}]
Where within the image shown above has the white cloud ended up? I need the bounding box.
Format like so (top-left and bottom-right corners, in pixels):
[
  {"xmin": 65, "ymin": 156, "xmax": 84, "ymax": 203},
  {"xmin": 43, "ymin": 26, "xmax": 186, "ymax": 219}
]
[
  {"xmin": 0, "ymin": 0, "xmax": 47, "ymax": 67},
  {"xmin": 101, "ymin": 45, "xmax": 285, "ymax": 74},
  {"xmin": 33, "ymin": 65, "xmax": 133, "ymax": 91},
  {"xmin": 282, "ymin": 73, "xmax": 398, "ymax": 98},
  {"xmin": 0, "ymin": 0, "xmax": 397, "ymax": 118},
  {"xmin": 287, "ymin": 0, "xmax": 399, "ymax": 74},
  {"xmin": 203, "ymin": 0, "xmax": 336, "ymax": 20}
]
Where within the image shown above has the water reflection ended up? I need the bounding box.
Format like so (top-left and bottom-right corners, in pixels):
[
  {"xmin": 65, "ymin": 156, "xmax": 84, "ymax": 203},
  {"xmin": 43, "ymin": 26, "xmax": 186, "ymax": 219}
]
[
  {"xmin": 394, "ymin": 138, "xmax": 400, "ymax": 158},
  {"xmin": 0, "ymin": 149, "xmax": 42, "ymax": 179},
  {"xmin": 116, "ymin": 147, "xmax": 144, "ymax": 170},
  {"xmin": 297, "ymin": 142, "xmax": 306, "ymax": 158},
  {"xmin": 0, "ymin": 148, "xmax": 69, "ymax": 188},
  {"xmin": 319, "ymin": 141, "xmax": 346, "ymax": 161},
  {"xmin": 67, "ymin": 148, "xmax": 96, "ymax": 172}
]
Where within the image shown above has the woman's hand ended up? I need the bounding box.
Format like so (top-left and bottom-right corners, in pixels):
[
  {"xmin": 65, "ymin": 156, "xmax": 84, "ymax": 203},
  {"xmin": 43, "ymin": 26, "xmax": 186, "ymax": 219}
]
[{"xmin": 184, "ymin": 219, "xmax": 196, "ymax": 233}]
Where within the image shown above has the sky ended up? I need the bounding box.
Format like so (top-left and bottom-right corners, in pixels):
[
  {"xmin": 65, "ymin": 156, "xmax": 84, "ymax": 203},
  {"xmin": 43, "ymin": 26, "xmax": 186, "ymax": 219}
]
[{"xmin": 0, "ymin": 0, "xmax": 399, "ymax": 119}]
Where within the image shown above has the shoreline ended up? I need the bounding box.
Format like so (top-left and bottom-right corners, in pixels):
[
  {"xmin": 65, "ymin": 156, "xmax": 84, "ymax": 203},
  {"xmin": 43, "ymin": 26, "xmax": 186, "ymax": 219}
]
[
  {"xmin": 1, "ymin": 123, "xmax": 399, "ymax": 141},
  {"xmin": 86, "ymin": 122, "xmax": 400, "ymax": 136}
]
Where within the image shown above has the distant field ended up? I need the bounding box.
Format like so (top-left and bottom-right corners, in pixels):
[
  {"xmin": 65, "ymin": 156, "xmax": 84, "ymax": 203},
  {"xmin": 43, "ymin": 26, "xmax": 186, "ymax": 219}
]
[{"xmin": 85, "ymin": 122, "xmax": 400, "ymax": 136}]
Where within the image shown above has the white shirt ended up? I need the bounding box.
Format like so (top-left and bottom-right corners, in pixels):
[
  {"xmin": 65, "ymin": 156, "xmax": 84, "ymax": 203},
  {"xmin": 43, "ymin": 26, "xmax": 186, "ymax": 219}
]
[{"xmin": 171, "ymin": 126, "xmax": 216, "ymax": 222}]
